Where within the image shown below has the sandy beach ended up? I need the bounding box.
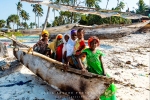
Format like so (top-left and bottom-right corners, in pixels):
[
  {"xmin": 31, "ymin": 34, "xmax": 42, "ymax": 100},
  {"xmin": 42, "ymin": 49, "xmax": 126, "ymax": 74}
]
[{"xmin": 0, "ymin": 32, "xmax": 149, "ymax": 100}]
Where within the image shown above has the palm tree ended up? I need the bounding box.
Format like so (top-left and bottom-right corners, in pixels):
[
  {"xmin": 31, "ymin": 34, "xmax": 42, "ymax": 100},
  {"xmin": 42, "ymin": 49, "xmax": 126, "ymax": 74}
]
[
  {"xmin": 16, "ymin": 2, "xmax": 22, "ymax": 29},
  {"xmin": 119, "ymin": 1, "xmax": 125, "ymax": 10},
  {"xmin": 22, "ymin": 22, "xmax": 28, "ymax": 29},
  {"xmin": 136, "ymin": 0, "xmax": 148, "ymax": 15},
  {"xmin": 106, "ymin": 0, "xmax": 109, "ymax": 9},
  {"xmin": 36, "ymin": 4, "xmax": 43, "ymax": 28},
  {"xmin": 20, "ymin": 10, "xmax": 25, "ymax": 22},
  {"xmin": 31, "ymin": 4, "xmax": 38, "ymax": 28},
  {"xmin": 115, "ymin": 1, "xmax": 125, "ymax": 11},
  {"xmin": 51, "ymin": 0, "xmax": 55, "ymax": 21},
  {"xmin": 7, "ymin": 14, "xmax": 19, "ymax": 30},
  {"xmin": 29, "ymin": 22, "xmax": 36, "ymax": 29},
  {"xmin": 20, "ymin": 10, "xmax": 30, "ymax": 22},
  {"xmin": 85, "ymin": 0, "xmax": 101, "ymax": 8}
]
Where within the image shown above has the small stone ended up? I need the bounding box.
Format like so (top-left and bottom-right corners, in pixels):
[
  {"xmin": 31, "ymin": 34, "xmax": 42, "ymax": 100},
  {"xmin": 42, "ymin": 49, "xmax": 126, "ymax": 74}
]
[
  {"xmin": 114, "ymin": 72, "xmax": 120, "ymax": 75},
  {"xmin": 126, "ymin": 61, "xmax": 131, "ymax": 64}
]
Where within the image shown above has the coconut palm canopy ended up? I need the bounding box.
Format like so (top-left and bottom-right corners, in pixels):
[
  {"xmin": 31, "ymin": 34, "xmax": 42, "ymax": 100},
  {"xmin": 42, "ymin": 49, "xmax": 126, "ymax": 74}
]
[{"xmin": 21, "ymin": 0, "xmax": 148, "ymax": 19}]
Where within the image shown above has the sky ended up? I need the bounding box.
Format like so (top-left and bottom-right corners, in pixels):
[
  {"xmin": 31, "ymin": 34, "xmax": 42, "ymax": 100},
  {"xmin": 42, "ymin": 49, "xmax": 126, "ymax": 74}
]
[{"xmin": 0, "ymin": 0, "xmax": 149, "ymax": 29}]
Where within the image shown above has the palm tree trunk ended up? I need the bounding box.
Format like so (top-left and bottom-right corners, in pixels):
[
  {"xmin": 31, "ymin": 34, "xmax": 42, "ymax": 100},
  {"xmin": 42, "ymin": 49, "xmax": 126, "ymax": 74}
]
[
  {"xmin": 13, "ymin": 23, "xmax": 14, "ymax": 30},
  {"xmin": 17, "ymin": 10, "xmax": 18, "ymax": 29},
  {"xmin": 71, "ymin": 0, "xmax": 75, "ymax": 23},
  {"xmin": 117, "ymin": 0, "xmax": 119, "ymax": 6},
  {"xmin": 106, "ymin": 0, "xmax": 109, "ymax": 9},
  {"xmin": 54, "ymin": 10, "xmax": 55, "ymax": 19},
  {"xmin": 35, "ymin": 12, "xmax": 37, "ymax": 29},
  {"xmin": 38, "ymin": 15, "xmax": 39, "ymax": 28},
  {"xmin": 41, "ymin": 6, "xmax": 50, "ymax": 39},
  {"xmin": 71, "ymin": 12, "xmax": 74, "ymax": 23},
  {"xmin": 42, "ymin": 7, "xmax": 50, "ymax": 31}
]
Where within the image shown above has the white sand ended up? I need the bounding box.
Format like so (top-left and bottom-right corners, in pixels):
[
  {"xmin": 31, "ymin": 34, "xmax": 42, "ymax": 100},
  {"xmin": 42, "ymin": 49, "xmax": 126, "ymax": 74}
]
[
  {"xmin": 0, "ymin": 33, "xmax": 149, "ymax": 100},
  {"xmin": 100, "ymin": 33, "xmax": 150, "ymax": 100}
]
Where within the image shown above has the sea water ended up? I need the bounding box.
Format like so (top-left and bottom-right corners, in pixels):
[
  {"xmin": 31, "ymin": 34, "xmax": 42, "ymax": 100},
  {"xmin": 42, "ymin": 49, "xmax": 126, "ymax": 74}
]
[
  {"xmin": 0, "ymin": 35, "xmax": 39, "ymax": 47},
  {"xmin": 16, "ymin": 35, "xmax": 39, "ymax": 46}
]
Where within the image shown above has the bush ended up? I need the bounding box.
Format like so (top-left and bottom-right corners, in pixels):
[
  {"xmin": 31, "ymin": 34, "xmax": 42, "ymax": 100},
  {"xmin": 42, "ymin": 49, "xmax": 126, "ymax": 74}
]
[{"xmin": 0, "ymin": 32, "xmax": 24, "ymax": 38}]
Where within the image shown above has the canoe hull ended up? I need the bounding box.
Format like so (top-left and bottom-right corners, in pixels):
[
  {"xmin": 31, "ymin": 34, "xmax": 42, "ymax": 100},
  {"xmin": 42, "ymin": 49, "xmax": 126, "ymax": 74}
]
[
  {"xmin": 12, "ymin": 40, "xmax": 114, "ymax": 100},
  {"xmin": 20, "ymin": 21, "xmax": 149, "ymax": 39}
]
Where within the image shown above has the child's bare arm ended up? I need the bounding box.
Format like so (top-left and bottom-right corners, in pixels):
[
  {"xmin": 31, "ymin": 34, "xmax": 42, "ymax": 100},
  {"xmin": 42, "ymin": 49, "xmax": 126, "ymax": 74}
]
[
  {"xmin": 77, "ymin": 52, "xmax": 87, "ymax": 70},
  {"xmin": 63, "ymin": 51, "xmax": 67, "ymax": 63},
  {"xmin": 76, "ymin": 45, "xmax": 85, "ymax": 52},
  {"xmin": 99, "ymin": 56, "xmax": 106, "ymax": 76}
]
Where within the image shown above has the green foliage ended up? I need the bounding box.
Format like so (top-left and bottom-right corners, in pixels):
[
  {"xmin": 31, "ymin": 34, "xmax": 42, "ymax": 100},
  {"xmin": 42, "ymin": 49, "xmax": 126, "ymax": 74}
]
[
  {"xmin": 42, "ymin": 22, "xmax": 51, "ymax": 28},
  {"xmin": 136, "ymin": 0, "xmax": 149, "ymax": 16},
  {"xmin": 79, "ymin": 14, "xmax": 131, "ymax": 25},
  {"xmin": 7, "ymin": 14, "xmax": 19, "ymax": 29},
  {"xmin": 36, "ymin": 5, "xmax": 43, "ymax": 17},
  {"xmin": 16, "ymin": 2, "xmax": 22, "ymax": 12},
  {"xmin": 85, "ymin": 0, "xmax": 101, "ymax": 8},
  {"xmin": 0, "ymin": 20, "xmax": 6, "ymax": 28},
  {"xmin": 29, "ymin": 22, "xmax": 36, "ymax": 29},
  {"xmin": 52, "ymin": 11, "xmax": 80, "ymax": 26},
  {"xmin": 20, "ymin": 10, "xmax": 30, "ymax": 22},
  {"xmin": 114, "ymin": 1, "xmax": 125, "ymax": 11},
  {"xmin": 7, "ymin": 32, "xmax": 24, "ymax": 37},
  {"xmin": 0, "ymin": 32, "xmax": 24, "ymax": 38},
  {"xmin": 47, "ymin": 22, "xmax": 51, "ymax": 27},
  {"xmin": 22, "ymin": 22, "xmax": 29, "ymax": 29},
  {"xmin": 31, "ymin": 4, "xmax": 43, "ymax": 28}
]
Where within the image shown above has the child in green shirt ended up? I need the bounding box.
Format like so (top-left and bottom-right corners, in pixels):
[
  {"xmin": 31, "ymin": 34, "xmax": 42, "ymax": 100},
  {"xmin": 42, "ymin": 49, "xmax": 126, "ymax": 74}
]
[
  {"xmin": 77, "ymin": 36, "xmax": 117, "ymax": 100},
  {"xmin": 77, "ymin": 36, "xmax": 106, "ymax": 75}
]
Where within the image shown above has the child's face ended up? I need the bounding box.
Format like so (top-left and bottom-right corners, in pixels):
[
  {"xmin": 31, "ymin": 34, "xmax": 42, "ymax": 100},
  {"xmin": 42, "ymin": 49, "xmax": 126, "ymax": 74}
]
[
  {"xmin": 64, "ymin": 35, "xmax": 69, "ymax": 42},
  {"xmin": 42, "ymin": 34, "xmax": 49, "ymax": 40},
  {"xmin": 77, "ymin": 30, "xmax": 84, "ymax": 39},
  {"xmin": 71, "ymin": 32, "xmax": 77, "ymax": 40},
  {"xmin": 90, "ymin": 39, "xmax": 98, "ymax": 50},
  {"xmin": 57, "ymin": 38, "xmax": 62, "ymax": 40}
]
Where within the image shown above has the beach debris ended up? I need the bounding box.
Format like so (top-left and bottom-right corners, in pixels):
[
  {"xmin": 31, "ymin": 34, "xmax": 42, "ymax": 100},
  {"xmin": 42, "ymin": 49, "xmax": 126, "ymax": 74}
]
[
  {"xmin": 128, "ymin": 65, "xmax": 136, "ymax": 69},
  {"xmin": 0, "ymin": 80, "xmax": 32, "ymax": 87},
  {"xmin": 0, "ymin": 60, "xmax": 10, "ymax": 70},
  {"xmin": 0, "ymin": 42, "xmax": 9, "ymax": 57},
  {"xmin": 126, "ymin": 61, "xmax": 131, "ymax": 64},
  {"xmin": 114, "ymin": 72, "xmax": 121, "ymax": 75}
]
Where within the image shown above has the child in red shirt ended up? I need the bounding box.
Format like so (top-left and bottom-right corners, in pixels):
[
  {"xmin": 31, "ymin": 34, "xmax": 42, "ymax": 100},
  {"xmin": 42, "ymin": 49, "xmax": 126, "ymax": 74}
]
[
  {"xmin": 74, "ymin": 28, "xmax": 86, "ymax": 55},
  {"xmin": 71, "ymin": 28, "xmax": 87, "ymax": 69}
]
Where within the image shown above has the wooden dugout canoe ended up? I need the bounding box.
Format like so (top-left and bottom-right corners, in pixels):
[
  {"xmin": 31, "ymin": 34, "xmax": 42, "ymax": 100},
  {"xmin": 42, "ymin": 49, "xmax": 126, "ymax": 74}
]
[
  {"xmin": 11, "ymin": 38, "xmax": 115, "ymax": 100},
  {"xmin": 20, "ymin": 20, "xmax": 150, "ymax": 39}
]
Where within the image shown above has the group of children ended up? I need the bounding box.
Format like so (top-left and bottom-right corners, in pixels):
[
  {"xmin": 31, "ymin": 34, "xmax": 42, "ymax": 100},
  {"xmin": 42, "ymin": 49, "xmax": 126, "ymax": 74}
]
[{"xmin": 33, "ymin": 29, "xmax": 117, "ymax": 100}]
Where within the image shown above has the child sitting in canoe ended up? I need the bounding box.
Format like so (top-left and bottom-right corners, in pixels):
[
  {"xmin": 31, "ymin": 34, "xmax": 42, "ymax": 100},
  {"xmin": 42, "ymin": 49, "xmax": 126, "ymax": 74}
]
[
  {"xmin": 77, "ymin": 36, "xmax": 117, "ymax": 100},
  {"xmin": 62, "ymin": 34, "xmax": 69, "ymax": 63},
  {"xmin": 74, "ymin": 28, "xmax": 86, "ymax": 55},
  {"xmin": 55, "ymin": 34, "xmax": 69, "ymax": 62},
  {"xmin": 72, "ymin": 28, "xmax": 87, "ymax": 68},
  {"xmin": 65, "ymin": 30, "xmax": 77, "ymax": 68},
  {"xmin": 48, "ymin": 34, "xmax": 63, "ymax": 59},
  {"xmin": 33, "ymin": 30, "xmax": 50, "ymax": 56}
]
